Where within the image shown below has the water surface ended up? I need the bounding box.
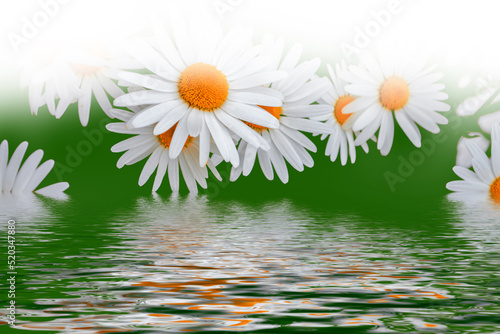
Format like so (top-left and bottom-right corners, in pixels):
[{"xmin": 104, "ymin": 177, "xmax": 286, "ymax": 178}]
[{"xmin": 1, "ymin": 194, "xmax": 500, "ymax": 333}]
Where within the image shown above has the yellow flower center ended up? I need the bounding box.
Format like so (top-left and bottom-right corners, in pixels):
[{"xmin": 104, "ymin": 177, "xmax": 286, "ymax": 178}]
[
  {"xmin": 246, "ymin": 106, "xmax": 282, "ymax": 131},
  {"xmin": 178, "ymin": 63, "xmax": 229, "ymax": 111},
  {"xmin": 334, "ymin": 95, "xmax": 355, "ymax": 126},
  {"xmin": 378, "ymin": 76, "xmax": 410, "ymax": 111},
  {"xmin": 156, "ymin": 124, "xmax": 192, "ymax": 148},
  {"xmin": 490, "ymin": 177, "xmax": 500, "ymax": 201}
]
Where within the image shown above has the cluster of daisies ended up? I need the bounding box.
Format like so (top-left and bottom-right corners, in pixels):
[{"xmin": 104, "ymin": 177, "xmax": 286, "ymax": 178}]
[{"xmin": 11, "ymin": 12, "xmax": 497, "ymax": 199}]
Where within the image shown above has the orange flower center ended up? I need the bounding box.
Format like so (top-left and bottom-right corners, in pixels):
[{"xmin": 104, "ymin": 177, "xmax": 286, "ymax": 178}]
[
  {"xmin": 490, "ymin": 177, "xmax": 500, "ymax": 201},
  {"xmin": 178, "ymin": 63, "xmax": 229, "ymax": 111},
  {"xmin": 334, "ymin": 95, "xmax": 355, "ymax": 125},
  {"xmin": 156, "ymin": 124, "xmax": 192, "ymax": 148},
  {"xmin": 246, "ymin": 106, "xmax": 282, "ymax": 131},
  {"xmin": 378, "ymin": 76, "xmax": 410, "ymax": 111}
]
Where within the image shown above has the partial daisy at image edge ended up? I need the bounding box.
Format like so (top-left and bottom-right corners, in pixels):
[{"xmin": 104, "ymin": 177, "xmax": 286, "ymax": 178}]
[
  {"xmin": 446, "ymin": 122, "xmax": 500, "ymax": 202},
  {"xmin": 0, "ymin": 140, "xmax": 69, "ymax": 199}
]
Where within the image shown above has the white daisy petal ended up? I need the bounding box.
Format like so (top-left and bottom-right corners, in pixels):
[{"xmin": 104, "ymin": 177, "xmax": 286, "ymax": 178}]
[
  {"xmin": 152, "ymin": 104, "xmax": 189, "ymax": 135},
  {"xmin": 280, "ymin": 126, "xmax": 317, "ymax": 152},
  {"xmin": 352, "ymin": 104, "xmax": 383, "ymax": 131},
  {"xmin": 97, "ymin": 74, "xmax": 124, "ymax": 100},
  {"xmin": 339, "ymin": 130, "xmax": 348, "ymax": 166},
  {"xmin": 153, "ymin": 149, "xmax": 169, "ymax": 192},
  {"xmin": 215, "ymin": 109, "xmax": 263, "ymax": 149},
  {"xmin": 0, "ymin": 140, "xmax": 8, "ymax": 191},
  {"xmin": 404, "ymin": 105, "xmax": 441, "ymax": 133},
  {"xmin": 12, "ymin": 149, "xmax": 44, "ymax": 194},
  {"xmin": 34, "ymin": 182, "xmax": 69, "ymax": 197},
  {"xmin": 187, "ymin": 108, "xmax": 204, "ymax": 137},
  {"xmin": 279, "ymin": 44, "xmax": 303, "ymax": 73},
  {"xmin": 3, "ymin": 141, "xmax": 29, "ymax": 193},
  {"xmin": 168, "ymin": 117, "xmax": 190, "ymax": 159},
  {"xmin": 114, "ymin": 90, "xmax": 178, "ymax": 107},
  {"xmin": 199, "ymin": 122, "xmax": 211, "ymax": 167},
  {"xmin": 257, "ymin": 149, "xmax": 274, "ymax": 181},
  {"xmin": 118, "ymin": 71, "xmax": 178, "ymax": 93},
  {"xmin": 378, "ymin": 111, "xmax": 395, "ymax": 156},
  {"xmin": 280, "ymin": 117, "xmax": 334, "ymax": 134},
  {"xmin": 354, "ymin": 113, "xmax": 383, "ymax": 146},
  {"xmin": 223, "ymin": 101, "xmax": 280, "ymax": 129},
  {"xmin": 230, "ymin": 71, "xmax": 287, "ymax": 90},
  {"xmin": 228, "ymin": 91, "xmax": 282, "ymax": 107},
  {"xmin": 168, "ymin": 158, "xmax": 180, "ymax": 192},
  {"xmin": 91, "ymin": 76, "xmax": 113, "ymax": 117},
  {"xmin": 138, "ymin": 146, "xmax": 163, "ymax": 186},
  {"xmin": 242, "ymin": 144, "xmax": 258, "ymax": 176},
  {"xmin": 395, "ymin": 110, "xmax": 422, "ymax": 147},
  {"xmin": 453, "ymin": 166, "xmax": 482, "ymax": 184},
  {"xmin": 491, "ymin": 123, "xmax": 500, "ymax": 176},
  {"xmin": 269, "ymin": 129, "xmax": 303, "ymax": 171},
  {"xmin": 446, "ymin": 180, "xmax": 489, "ymax": 192},
  {"xmin": 24, "ymin": 159, "xmax": 55, "ymax": 193},
  {"xmin": 78, "ymin": 76, "xmax": 92, "ymax": 126},
  {"xmin": 152, "ymin": 17, "xmax": 186, "ymax": 72},
  {"xmin": 284, "ymin": 104, "xmax": 333, "ymax": 117},
  {"xmin": 467, "ymin": 141, "xmax": 495, "ymax": 184},
  {"xmin": 263, "ymin": 132, "xmax": 288, "ymax": 183}
]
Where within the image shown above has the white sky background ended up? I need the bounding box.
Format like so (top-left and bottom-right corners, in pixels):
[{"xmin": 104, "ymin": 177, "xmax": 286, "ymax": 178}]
[{"xmin": 1, "ymin": 0, "xmax": 500, "ymax": 91}]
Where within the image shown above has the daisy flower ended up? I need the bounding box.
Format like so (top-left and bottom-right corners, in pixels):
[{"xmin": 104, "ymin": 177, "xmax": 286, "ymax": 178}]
[
  {"xmin": 20, "ymin": 46, "xmax": 81, "ymax": 119},
  {"xmin": 64, "ymin": 41, "xmax": 138, "ymax": 125},
  {"xmin": 113, "ymin": 13, "xmax": 287, "ymax": 168},
  {"xmin": 316, "ymin": 61, "xmax": 370, "ymax": 165},
  {"xmin": 21, "ymin": 40, "xmax": 136, "ymax": 126},
  {"xmin": 447, "ymin": 123, "xmax": 500, "ymax": 202},
  {"xmin": 106, "ymin": 109, "xmax": 222, "ymax": 194},
  {"xmin": 341, "ymin": 49, "xmax": 450, "ymax": 156},
  {"xmin": 229, "ymin": 36, "xmax": 333, "ymax": 183},
  {"xmin": 0, "ymin": 140, "xmax": 69, "ymax": 198}
]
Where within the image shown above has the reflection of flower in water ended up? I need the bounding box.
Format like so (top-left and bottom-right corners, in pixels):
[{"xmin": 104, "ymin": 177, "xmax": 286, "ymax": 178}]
[
  {"xmin": 0, "ymin": 193, "xmax": 50, "ymax": 222},
  {"xmin": 447, "ymin": 193, "xmax": 500, "ymax": 252},
  {"xmin": 14, "ymin": 196, "xmax": 464, "ymax": 333}
]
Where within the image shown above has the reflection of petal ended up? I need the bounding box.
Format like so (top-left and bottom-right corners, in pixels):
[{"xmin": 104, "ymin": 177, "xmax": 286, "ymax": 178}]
[
  {"xmin": 0, "ymin": 193, "xmax": 48, "ymax": 221},
  {"xmin": 446, "ymin": 194, "xmax": 500, "ymax": 252},
  {"xmin": 478, "ymin": 111, "xmax": 500, "ymax": 133},
  {"xmin": 447, "ymin": 192, "xmax": 489, "ymax": 205},
  {"xmin": 456, "ymin": 87, "xmax": 496, "ymax": 116},
  {"xmin": 456, "ymin": 133, "xmax": 489, "ymax": 168}
]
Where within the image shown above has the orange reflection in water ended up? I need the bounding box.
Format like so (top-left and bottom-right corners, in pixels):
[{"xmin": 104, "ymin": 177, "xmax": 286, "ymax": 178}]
[{"xmin": 12, "ymin": 198, "xmax": 456, "ymax": 333}]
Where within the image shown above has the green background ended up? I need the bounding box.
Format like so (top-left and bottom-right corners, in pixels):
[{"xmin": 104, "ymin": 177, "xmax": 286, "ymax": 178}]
[
  {"xmin": 0, "ymin": 65, "xmax": 491, "ymax": 216},
  {"xmin": 1, "ymin": 64, "xmax": 500, "ymax": 333}
]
